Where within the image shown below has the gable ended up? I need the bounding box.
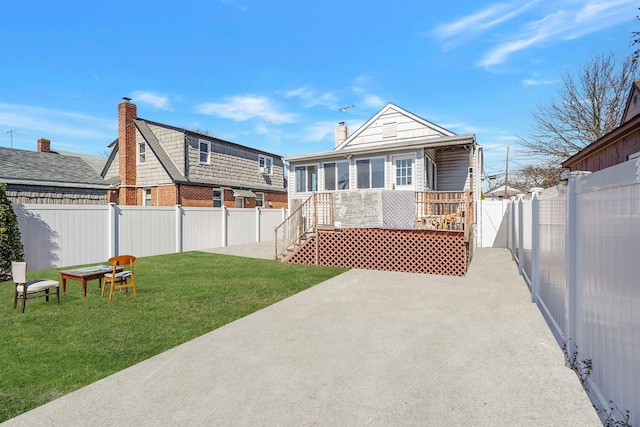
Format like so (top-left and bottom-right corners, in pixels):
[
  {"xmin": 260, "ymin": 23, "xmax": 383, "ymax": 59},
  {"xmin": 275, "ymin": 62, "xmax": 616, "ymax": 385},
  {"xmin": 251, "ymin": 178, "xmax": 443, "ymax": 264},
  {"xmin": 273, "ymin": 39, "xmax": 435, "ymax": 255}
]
[
  {"xmin": 622, "ymin": 81, "xmax": 640, "ymax": 123},
  {"xmin": 336, "ymin": 103, "xmax": 454, "ymax": 151}
]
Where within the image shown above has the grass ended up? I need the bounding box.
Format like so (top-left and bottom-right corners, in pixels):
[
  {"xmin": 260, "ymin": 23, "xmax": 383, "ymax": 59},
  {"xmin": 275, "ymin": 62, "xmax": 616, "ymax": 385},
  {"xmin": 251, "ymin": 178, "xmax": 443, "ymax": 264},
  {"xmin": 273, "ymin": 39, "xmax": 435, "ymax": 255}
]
[{"xmin": 0, "ymin": 251, "xmax": 348, "ymax": 422}]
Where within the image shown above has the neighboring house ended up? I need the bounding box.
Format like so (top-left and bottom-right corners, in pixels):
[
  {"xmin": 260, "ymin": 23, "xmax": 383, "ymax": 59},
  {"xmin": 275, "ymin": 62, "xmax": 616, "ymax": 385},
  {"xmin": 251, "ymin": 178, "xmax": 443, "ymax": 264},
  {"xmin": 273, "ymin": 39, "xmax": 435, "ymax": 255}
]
[
  {"xmin": 101, "ymin": 100, "xmax": 287, "ymax": 208},
  {"xmin": 278, "ymin": 103, "xmax": 482, "ymax": 276},
  {"xmin": 563, "ymin": 80, "xmax": 640, "ymax": 172},
  {"xmin": 0, "ymin": 138, "xmax": 110, "ymax": 204},
  {"xmin": 484, "ymin": 184, "xmax": 527, "ymax": 200}
]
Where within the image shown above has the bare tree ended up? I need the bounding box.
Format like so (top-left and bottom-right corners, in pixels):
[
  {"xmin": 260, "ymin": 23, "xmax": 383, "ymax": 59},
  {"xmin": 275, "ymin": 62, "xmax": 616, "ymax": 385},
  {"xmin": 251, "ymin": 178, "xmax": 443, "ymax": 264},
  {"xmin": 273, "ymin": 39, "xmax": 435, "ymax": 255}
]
[{"xmin": 520, "ymin": 52, "xmax": 638, "ymax": 165}]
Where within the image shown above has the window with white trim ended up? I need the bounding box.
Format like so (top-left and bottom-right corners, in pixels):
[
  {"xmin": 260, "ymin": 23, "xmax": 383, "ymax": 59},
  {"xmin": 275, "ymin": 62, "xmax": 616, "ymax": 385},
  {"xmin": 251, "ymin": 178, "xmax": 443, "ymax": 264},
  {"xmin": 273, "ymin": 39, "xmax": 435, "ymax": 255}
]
[
  {"xmin": 199, "ymin": 139, "xmax": 210, "ymax": 164},
  {"xmin": 259, "ymin": 155, "xmax": 273, "ymax": 175},
  {"xmin": 143, "ymin": 188, "xmax": 152, "ymax": 206},
  {"xmin": 323, "ymin": 161, "xmax": 350, "ymax": 191},
  {"xmin": 213, "ymin": 189, "xmax": 222, "ymax": 207},
  {"xmin": 255, "ymin": 192, "xmax": 264, "ymax": 207},
  {"xmin": 356, "ymin": 158, "xmax": 385, "ymax": 189},
  {"xmin": 138, "ymin": 141, "xmax": 146, "ymax": 164},
  {"xmin": 295, "ymin": 165, "xmax": 317, "ymax": 192}
]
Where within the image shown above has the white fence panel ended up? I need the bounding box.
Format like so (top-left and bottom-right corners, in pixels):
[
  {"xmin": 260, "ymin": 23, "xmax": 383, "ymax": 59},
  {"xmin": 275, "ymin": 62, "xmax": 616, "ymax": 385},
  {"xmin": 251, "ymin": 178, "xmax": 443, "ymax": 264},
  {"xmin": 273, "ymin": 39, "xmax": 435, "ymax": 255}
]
[
  {"xmin": 521, "ymin": 198, "xmax": 533, "ymax": 285},
  {"xmin": 479, "ymin": 199, "xmax": 509, "ymax": 247},
  {"xmin": 226, "ymin": 208, "xmax": 257, "ymax": 246},
  {"xmin": 537, "ymin": 187, "xmax": 567, "ymax": 344},
  {"xmin": 182, "ymin": 207, "xmax": 223, "ymax": 251},
  {"xmin": 117, "ymin": 206, "xmax": 177, "ymax": 257},
  {"xmin": 14, "ymin": 204, "xmax": 109, "ymax": 270},
  {"xmin": 510, "ymin": 160, "xmax": 640, "ymax": 425},
  {"xmin": 259, "ymin": 209, "xmax": 286, "ymax": 242},
  {"xmin": 575, "ymin": 164, "xmax": 640, "ymax": 423}
]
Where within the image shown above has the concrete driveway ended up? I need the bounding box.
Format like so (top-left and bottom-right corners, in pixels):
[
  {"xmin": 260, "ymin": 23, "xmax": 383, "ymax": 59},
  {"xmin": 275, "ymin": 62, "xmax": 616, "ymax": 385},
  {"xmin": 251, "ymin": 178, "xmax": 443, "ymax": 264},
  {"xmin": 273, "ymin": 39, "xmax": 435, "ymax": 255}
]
[{"xmin": 2, "ymin": 248, "xmax": 600, "ymax": 426}]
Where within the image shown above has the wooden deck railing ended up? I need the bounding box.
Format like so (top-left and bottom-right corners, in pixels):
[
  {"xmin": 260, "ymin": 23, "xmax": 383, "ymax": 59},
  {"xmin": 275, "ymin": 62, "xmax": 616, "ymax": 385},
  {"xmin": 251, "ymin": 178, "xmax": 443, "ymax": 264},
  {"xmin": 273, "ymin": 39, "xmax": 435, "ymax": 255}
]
[
  {"xmin": 273, "ymin": 193, "xmax": 333, "ymax": 259},
  {"xmin": 415, "ymin": 191, "xmax": 473, "ymax": 239}
]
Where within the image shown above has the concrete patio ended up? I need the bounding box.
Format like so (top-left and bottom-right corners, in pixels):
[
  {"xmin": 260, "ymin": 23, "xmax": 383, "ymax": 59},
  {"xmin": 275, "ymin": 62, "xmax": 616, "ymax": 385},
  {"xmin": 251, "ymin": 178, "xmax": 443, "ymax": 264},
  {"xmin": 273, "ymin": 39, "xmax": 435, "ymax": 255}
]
[{"xmin": 2, "ymin": 247, "xmax": 600, "ymax": 426}]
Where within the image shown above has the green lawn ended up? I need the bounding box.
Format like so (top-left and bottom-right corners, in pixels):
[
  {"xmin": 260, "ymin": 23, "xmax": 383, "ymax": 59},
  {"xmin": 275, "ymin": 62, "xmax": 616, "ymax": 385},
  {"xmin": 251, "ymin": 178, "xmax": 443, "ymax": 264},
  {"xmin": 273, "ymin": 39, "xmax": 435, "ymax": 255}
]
[{"xmin": 0, "ymin": 251, "xmax": 348, "ymax": 422}]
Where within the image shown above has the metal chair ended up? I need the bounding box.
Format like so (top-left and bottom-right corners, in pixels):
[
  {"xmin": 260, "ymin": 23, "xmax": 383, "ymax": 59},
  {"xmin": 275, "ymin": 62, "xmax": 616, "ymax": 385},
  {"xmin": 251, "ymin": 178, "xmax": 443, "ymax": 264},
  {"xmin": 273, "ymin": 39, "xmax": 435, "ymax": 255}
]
[
  {"xmin": 11, "ymin": 261, "xmax": 60, "ymax": 313},
  {"xmin": 102, "ymin": 255, "xmax": 137, "ymax": 301}
]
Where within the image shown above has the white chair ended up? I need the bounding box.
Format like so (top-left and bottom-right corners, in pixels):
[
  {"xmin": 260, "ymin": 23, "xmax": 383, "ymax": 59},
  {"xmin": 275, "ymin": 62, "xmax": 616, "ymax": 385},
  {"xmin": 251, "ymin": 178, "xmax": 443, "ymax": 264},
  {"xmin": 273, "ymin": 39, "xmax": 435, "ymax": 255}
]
[{"xmin": 11, "ymin": 261, "xmax": 60, "ymax": 313}]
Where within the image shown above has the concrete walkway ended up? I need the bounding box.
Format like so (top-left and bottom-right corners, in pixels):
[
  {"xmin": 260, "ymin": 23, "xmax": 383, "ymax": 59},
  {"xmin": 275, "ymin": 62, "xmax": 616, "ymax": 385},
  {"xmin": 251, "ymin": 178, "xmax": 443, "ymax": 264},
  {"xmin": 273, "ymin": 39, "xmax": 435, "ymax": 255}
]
[{"xmin": 3, "ymin": 248, "xmax": 600, "ymax": 426}]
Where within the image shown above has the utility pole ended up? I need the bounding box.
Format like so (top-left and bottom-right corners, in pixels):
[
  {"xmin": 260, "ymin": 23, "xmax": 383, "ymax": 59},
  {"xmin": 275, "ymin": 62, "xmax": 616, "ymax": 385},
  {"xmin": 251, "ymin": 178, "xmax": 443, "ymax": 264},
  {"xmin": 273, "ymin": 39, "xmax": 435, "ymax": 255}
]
[
  {"xmin": 503, "ymin": 145, "xmax": 510, "ymax": 199},
  {"xmin": 7, "ymin": 129, "xmax": 15, "ymax": 148}
]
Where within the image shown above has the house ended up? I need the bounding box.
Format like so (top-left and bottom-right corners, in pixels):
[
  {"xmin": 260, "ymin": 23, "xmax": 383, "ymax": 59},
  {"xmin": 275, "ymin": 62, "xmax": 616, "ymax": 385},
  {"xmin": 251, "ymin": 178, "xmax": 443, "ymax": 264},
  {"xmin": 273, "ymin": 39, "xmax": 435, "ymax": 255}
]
[
  {"xmin": 484, "ymin": 184, "xmax": 527, "ymax": 200},
  {"xmin": 278, "ymin": 103, "xmax": 482, "ymax": 276},
  {"xmin": 0, "ymin": 138, "xmax": 110, "ymax": 204},
  {"xmin": 101, "ymin": 100, "xmax": 287, "ymax": 208},
  {"xmin": 563, "ymin": 80, "xmax": 640, "ymax": 172}
]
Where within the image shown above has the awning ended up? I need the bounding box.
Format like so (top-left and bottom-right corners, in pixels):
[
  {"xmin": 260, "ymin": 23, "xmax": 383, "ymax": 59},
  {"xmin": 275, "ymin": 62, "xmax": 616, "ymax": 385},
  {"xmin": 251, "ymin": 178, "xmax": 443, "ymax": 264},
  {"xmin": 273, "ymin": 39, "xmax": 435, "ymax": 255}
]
[{"xmin": 232, "ymin": 189, "xmax": 256, "ymax": 198}]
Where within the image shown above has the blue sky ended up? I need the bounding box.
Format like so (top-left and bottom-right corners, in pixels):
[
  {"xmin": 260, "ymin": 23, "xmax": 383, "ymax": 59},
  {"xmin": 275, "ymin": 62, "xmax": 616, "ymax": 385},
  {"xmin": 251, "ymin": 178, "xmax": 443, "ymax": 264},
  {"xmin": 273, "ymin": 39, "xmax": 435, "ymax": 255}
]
[{"xmin": 1, "ymin": 0, "xmax": 637, "ymax": 184}]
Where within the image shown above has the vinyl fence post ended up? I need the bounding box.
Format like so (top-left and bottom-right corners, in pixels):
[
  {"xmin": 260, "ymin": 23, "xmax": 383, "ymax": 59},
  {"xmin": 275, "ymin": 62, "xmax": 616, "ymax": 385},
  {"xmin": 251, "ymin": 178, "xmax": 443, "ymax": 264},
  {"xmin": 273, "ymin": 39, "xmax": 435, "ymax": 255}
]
[
  {"xmin": 221, "ymin": 205, "xmax": 228, "ymax": 247},
  {"xmin": 510, "ymin": 198, "xmax": 516, "ymax": 261},
  {"xmin": 530, "ymin": 189, "xmax": 542, "ymax": 303},
  {"xmin": 518, "ymin": 197, "xmax": 524, "ymax": 274},
  {"xmin": 175, "ymin": 204, "xmax": 183, "ymax": 253},
  {"xmin": 256, "ymin": 207, "xmax": 261, "ymax": 243},
  {"xmin": 109, "ymin": 202, "xmax": 118, "ymax": 257}
]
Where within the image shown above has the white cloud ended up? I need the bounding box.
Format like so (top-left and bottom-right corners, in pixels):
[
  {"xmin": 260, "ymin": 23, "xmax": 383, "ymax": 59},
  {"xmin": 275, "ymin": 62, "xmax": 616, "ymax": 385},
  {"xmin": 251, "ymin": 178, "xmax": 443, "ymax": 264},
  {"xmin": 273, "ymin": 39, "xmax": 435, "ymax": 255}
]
[
  {"xmin": 196, "ymin": 96, "xmax": 296, "ymax": 124},
  {"xmin": 434, "ymin": 0, "xmax": 636, "ymax": 69},
  {"xmin": 284, "ymin": 87, "xmax": 338, "ymax": 109},
  {"xmin": 302, "ymin": 121, "xmax": 335, "ymax": 142},
  {"xmin": 522, "ymin": 78, "xmax": 558, "ymax": 86},
  {"xmin": 131, "ymin": 91, "xmax": 172, "ymax": 110},
  {"xmin": 361, "ymin": 94, "xmax": 385, "ymax": 109},
  {"xmin": 434, "ymin": 1, "xmax": 538, "ymax": 48}
]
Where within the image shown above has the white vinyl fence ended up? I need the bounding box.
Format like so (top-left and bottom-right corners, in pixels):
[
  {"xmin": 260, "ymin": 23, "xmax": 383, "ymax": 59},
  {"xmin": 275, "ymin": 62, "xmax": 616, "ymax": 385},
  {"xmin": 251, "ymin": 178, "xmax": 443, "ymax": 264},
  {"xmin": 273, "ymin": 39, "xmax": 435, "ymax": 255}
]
[
  {"xmin": 13, "ymin": 204, "xmax": 287, "ymax": 270},
  {"xmin": 508, "ymin": 160, "xmax": 640, "ymax": 426}
]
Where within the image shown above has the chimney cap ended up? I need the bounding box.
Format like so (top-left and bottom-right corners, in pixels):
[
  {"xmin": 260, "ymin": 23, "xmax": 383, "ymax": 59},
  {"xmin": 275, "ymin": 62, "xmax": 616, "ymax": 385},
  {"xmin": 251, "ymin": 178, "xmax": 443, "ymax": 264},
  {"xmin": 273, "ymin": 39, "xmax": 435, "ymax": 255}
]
[{"xmin": 122, "ymin": 97, "xmax": 132, "ymax": 102}]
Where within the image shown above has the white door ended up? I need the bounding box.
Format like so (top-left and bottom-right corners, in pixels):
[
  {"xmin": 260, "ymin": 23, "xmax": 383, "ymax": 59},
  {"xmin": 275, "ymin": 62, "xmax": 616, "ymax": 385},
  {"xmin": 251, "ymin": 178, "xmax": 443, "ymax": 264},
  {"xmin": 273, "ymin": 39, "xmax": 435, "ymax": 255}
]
[{"xmin": 392, "ymin": 155, "xmax": 414, "ymax": 190}]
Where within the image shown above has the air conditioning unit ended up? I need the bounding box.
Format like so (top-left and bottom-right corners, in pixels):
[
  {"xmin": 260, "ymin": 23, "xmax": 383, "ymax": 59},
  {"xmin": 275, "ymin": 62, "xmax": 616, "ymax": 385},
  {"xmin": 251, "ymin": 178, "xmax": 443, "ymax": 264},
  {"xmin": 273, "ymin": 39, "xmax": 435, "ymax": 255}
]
[{"xmin": 259, "ymin": 167, "xmax": 266, "ymax": 174}]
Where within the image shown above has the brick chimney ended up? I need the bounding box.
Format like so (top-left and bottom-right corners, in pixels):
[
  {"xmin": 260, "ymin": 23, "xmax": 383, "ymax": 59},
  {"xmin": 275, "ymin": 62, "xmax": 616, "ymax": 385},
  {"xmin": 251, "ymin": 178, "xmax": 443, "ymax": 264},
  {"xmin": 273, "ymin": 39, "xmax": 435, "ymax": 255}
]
[
  {"xmin": 118, "ymin": 98, "xmax": 138, "ymax": 205},
  {"xmin": 335, "ymin": 122, "xmax": 347, "ymax": 147},
  {"xmin": 37, "ymin": 138, "xmax": 51, "ymax": 153}
]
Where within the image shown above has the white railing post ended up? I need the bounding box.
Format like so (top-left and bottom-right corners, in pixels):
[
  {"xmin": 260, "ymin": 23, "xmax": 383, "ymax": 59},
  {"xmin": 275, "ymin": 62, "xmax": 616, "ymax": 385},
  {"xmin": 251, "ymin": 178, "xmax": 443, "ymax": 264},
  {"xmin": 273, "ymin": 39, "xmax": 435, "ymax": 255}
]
[
  {"xmin": 175, "ymin": 204, "xmax": 183, "ymax": 253},
  {"xmin": 530, "ymin": 189, "xmax": 542, "ymax": 303},
  {"xmin": 221, "ymin": 205, "xmax": 228, "ymax": 247},
  {"xmin": 510, "ymin": 198, "xmax": 516, "ymax": 260}
]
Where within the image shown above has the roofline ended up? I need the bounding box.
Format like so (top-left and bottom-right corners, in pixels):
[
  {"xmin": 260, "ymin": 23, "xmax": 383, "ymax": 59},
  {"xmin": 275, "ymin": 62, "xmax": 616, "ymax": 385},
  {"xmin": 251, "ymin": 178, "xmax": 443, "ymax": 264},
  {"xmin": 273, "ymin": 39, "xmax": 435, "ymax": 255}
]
[
  {"xmin": 283, "ymin": 134, "xmax": 476, "ymax": 163},
  {"xmin": 562, "ymin": 112, "xmax": 640, "ymax": 168},
  {"xmin": 138, "ymin": 117, "xmax": 284, "ymax": 160},
  {"xmin": 334, "ymin": 102, "xmax": 456, "ymax": 151},
  {"xmin": 172, "ymin": 179, "xmax": 287, "ymax": 194},
  {"xmin": 1, "ymin": 178, "xmax": 110, "ymax": 190}
]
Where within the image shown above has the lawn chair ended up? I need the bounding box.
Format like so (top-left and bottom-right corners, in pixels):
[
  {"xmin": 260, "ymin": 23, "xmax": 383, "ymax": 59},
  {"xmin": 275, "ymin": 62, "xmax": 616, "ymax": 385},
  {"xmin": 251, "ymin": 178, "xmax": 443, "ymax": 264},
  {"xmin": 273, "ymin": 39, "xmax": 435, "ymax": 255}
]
[
  {"xmin": 102, "ymin": 255, "xmax": 137, "ymax": 301},
  {"xmin": 11, "ymin": 261, "xmax": 60, "ymax": 313}
]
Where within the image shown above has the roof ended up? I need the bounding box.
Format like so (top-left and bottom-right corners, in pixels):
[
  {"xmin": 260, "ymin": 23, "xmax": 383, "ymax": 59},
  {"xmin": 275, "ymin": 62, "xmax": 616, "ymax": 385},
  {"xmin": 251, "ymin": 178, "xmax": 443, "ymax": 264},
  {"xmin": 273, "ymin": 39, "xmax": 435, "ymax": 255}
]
[
  {"xmin": 484, "ymin": 184, "xmax": 527, "ymax": 197},
  {"xmin": 51, "ymin": 150, "xmax": 108, "ymax": 174},
  {"xmin": 335, "ymin": 102, "xmax": 455, "ymax": 151},
  {"xmin": 284, "ymin": 134, "xmax": 475, "ymax": 163},
  {"xmin": 562, "ymin": 111, "xmax": 640, "ymax": 169},
  {"xmin": 0, "ymin": 146, "xmax": 110, "ymax": 189}
]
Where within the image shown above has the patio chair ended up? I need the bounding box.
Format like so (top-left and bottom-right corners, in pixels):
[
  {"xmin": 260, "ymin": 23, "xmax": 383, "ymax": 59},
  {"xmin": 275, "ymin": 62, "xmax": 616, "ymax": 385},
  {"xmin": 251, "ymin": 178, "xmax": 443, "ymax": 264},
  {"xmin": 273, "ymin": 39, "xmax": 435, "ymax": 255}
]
[
  {"xmin": 102, "ymin": 255, "xmax": 137, "ymax": 301},
  {"xmin": 11, "ymin": 261, "xmax": 60, "ymax": 313}
]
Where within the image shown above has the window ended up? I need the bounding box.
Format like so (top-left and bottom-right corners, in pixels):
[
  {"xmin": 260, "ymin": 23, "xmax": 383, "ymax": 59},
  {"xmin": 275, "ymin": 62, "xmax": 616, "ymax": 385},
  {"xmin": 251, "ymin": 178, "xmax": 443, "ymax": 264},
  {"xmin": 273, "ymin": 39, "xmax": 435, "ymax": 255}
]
[
  {"xmin": 138, "ymin": 142, "xmax": 146, "ymax": 164},
  {"xmin": 255, "ymin": 192, "xmax": 264, "ymax": 207},
  {"xmin": 295, "ymin": 165, "xmax": 317, "ymax": 192},
  {"xmin": 143, "ymin": 188, "xmax": 152, "ymax": 206},
  {"xmin": 395, "ymin": 158, "xmax": 413, "ymax": 186},
  {"xmin": 259, "ymin": 155, "xmax": 273, "ymax": 175},
  {"xmin": 324, "ymin": 161, "xmax": 350, "ymax": 191},
  {"xmin": 199, "ymin": 139, "xmax": 210, "ymax": 164},
  {"xmin": 356, "ymin": 158, "xmax": 385, "ymax": 189},
  {"xmin": 213, "ymin": 189, "xmax": 222, "ymax": 207}
]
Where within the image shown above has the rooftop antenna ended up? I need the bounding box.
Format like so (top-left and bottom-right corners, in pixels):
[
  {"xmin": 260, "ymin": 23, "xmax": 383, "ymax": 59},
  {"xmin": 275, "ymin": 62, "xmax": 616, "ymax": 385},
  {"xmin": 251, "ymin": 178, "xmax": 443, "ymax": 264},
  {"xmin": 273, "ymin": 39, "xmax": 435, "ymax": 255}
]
[
  {"xmin": 338, "ymin": 105, "xmax": 355, "ymax": 113},
  {"xmin": 6, "ymin": 129, "xmax": 15, "ymax": 148}
]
